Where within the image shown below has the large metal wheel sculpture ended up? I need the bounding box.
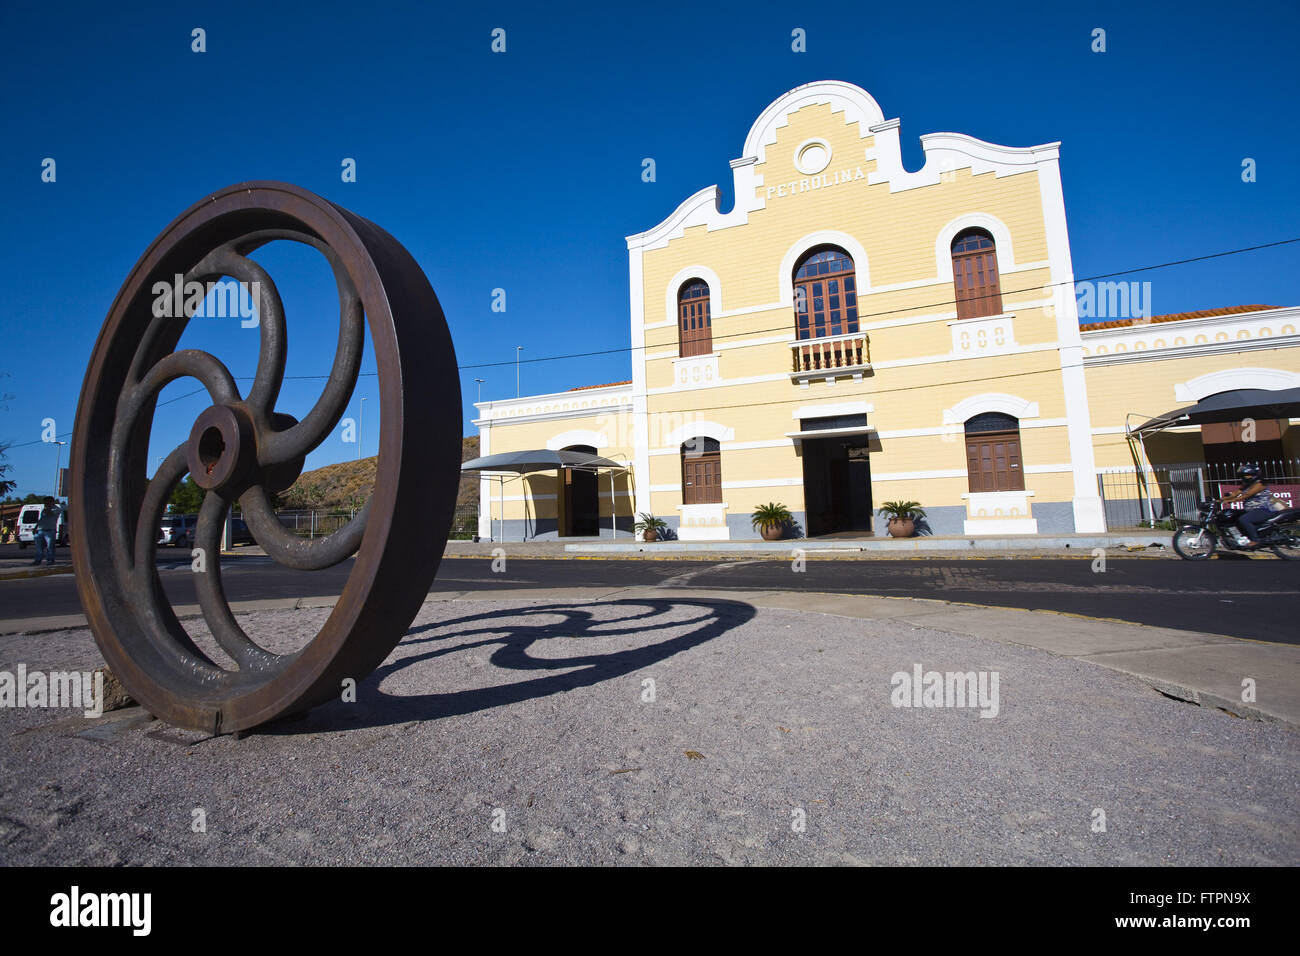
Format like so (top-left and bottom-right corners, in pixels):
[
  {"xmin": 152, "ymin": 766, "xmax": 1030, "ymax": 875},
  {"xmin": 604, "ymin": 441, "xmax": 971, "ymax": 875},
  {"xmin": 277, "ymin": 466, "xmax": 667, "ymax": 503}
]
[{"xmin": 71, "ymin": 182, "xmax": 461, "ymax": 734}]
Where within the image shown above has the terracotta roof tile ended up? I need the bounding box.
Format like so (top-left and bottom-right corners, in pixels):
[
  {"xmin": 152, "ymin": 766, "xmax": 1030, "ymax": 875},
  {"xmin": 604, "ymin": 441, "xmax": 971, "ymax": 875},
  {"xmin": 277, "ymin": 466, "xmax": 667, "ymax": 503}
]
[
  {"xmin": 568, "ymin": 380, "xmax": 631, "ymax": 391},
  {"xmin": 1079, "ymin": 304, "xmax": 1279, "ymax": 331}
]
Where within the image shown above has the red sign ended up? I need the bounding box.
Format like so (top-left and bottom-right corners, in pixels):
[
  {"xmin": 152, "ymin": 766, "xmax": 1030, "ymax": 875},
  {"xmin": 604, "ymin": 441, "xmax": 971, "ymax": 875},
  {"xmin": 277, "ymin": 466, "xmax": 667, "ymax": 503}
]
[{"xmin": 1216, "ymin": 483, "xmax": 1300, "ymax": 511}]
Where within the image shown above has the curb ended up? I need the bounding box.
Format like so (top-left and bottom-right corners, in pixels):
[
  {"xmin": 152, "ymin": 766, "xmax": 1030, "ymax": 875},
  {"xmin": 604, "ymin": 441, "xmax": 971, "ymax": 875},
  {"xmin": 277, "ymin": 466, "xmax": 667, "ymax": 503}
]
[
  {"xmin": 0, "ymin": 564, "xmax": 75, "ymax": 581},
  {"xmin": 4, "ymin": 585, "xmax": 1293, "ymax": 729},
  {"xmin": 1141, "ymin": 676, "xmax": 1283, "ymax": 724},
  {"xmin": 562, "ymin": 534, "xmax": 1174, "ymax": 555}
]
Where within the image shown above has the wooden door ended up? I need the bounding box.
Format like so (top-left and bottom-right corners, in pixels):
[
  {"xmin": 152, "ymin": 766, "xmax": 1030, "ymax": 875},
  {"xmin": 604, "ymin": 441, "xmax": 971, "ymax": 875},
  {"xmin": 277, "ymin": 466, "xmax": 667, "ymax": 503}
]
[
  {"xmin": 682, "ymin": 452, "xmax": 722, "ymax": 504},
  {"xmin": 953, "ymin": 239, "xmax": 1002, "ymax": 320},
  {"xmin": 966, "ymin": 430, "xmax": 1023, "ymax": 492}
]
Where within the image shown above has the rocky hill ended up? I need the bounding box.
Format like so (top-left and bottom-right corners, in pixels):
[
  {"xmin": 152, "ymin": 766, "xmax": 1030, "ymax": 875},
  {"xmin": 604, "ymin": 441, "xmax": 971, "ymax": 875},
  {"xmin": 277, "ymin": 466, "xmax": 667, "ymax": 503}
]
[{"xmin": 281, "ymin": 436, "xmax": 480, "ymax": 511}]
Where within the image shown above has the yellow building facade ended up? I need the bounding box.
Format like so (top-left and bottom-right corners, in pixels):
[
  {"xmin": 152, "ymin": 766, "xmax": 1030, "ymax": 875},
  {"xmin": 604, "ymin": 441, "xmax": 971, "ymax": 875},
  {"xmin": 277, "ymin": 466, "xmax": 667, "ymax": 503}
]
[{"xmin": 474, "ymin": 81, "xmax": 1300, "ymax": 541}]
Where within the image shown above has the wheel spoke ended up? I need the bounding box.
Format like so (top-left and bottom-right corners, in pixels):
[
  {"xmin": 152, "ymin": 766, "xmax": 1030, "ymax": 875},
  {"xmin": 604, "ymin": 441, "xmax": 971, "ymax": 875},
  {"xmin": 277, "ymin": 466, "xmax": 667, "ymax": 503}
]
[
  {"xmin": 230, "ymin": 231, "xmax": 365, "ymax": 466},
  {"xmin": 240, "ymin": 483, "xmax": 368, "ymax": 570},
  {"xmin": 131, "ymin": 443, "xmax": 190, "ymax": 574},
  {"xmin": 110, "ymin": 350, "xmax": 241, "ymax": 575},
  {"xmin": 191, "ymin": 494, "xmax": 286, "ymax": 671},
  {"xmin": 123, "ymin": 442, "xmax": 225, "ymax": 670},
  {"xmin": 187, "ymin": 244, "xmax": 287, "ymax": 415},
  {"xmin": 72, "ymin": 182, "xmax": 459, "ymax": 734}
]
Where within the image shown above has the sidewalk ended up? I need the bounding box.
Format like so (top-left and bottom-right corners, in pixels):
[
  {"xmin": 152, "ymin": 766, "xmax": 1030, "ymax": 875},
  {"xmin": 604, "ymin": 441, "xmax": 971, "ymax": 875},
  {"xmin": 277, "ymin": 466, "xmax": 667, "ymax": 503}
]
[
  {"xmin": 446, "ymin": 530, "xmax": 1177, "ymax": 559},
  {"xmin": 5, "ymin": 593, "xmax": 1294, "ymax": 866},
  {"xmin": 0, "ymin": 533, "xmax": 1178, "ymax": 577},
  {"xmin": 4, "ymin": 582, "xmax": 1294, "ymax": 726},
  {"xmin": 0, "ymin": 556, "xmax": 74, "ymax": 580}
]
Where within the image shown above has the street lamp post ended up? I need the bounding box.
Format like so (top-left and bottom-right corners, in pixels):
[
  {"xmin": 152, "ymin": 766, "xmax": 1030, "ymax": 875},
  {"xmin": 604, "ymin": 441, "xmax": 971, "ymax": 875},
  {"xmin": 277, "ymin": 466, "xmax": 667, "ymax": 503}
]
[
  {"xmin": 475, "ymin": 378, "xmax": 484, "ymax": 403},
  {"xmin": 52, "ymin": 440, "xmax": 68, "ymax": 498},
  {"xmin": 515, "ymin": 347, "xmax": 523, "ymax": 398},
  {"xmin": 358, "ymin": 397, "xmax": 366, "ymax": 461}
]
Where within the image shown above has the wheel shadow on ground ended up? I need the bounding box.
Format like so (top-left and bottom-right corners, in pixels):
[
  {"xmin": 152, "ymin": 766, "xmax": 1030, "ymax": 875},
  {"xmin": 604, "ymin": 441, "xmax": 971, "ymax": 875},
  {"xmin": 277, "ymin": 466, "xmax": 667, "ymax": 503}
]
[{"xmin": 262, "ymin": 597, "xmax": 756, "ymax": 734}]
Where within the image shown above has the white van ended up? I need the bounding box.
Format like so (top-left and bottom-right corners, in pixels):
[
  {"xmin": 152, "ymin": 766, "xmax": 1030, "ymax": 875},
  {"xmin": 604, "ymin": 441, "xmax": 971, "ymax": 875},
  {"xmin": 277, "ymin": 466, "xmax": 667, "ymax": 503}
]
[{"xmin": 17, "ymin": 503, "xmax": 68, "ymax": 548}]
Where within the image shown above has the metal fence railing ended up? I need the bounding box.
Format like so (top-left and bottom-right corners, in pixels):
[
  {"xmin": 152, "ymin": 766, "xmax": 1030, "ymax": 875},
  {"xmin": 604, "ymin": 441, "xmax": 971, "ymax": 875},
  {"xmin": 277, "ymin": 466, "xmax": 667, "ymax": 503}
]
[
  {"xmin": 450, "ymin": 507, "xmax": 478, "ymax": 540},
  {"xmin": 1098, "ymin": 459, "xmax": 1300, "ymax": 529},
  {"xmin": 274, "ymin": 510, "xmax": 358, "ymax": 539},
  {"xmin": 270, "ymin": 508, "xmax": 481, "ymax": 540}
]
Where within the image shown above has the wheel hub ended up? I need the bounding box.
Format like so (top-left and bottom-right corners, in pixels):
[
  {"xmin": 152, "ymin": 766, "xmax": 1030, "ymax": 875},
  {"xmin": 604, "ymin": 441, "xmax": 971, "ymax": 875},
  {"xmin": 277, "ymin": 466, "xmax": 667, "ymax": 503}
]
[{"xmin": 186, "ymin": 404, "xmax": 255, "ymax": 493}]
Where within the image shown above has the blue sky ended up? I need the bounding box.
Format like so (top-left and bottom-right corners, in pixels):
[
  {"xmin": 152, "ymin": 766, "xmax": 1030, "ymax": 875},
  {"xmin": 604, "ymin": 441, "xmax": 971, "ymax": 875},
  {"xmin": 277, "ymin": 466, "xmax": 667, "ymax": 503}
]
[{"xmin": 2, "ymin": 0, "xmax": 1297, "ymax": 497}]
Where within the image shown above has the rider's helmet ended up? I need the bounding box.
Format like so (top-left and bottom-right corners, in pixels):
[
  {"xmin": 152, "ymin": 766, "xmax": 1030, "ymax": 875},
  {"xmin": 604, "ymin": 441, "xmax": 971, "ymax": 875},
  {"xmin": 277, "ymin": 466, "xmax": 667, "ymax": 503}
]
[{"xmin": 1237, "ymin": 463, "xmax": 1262, "ymax": 484}]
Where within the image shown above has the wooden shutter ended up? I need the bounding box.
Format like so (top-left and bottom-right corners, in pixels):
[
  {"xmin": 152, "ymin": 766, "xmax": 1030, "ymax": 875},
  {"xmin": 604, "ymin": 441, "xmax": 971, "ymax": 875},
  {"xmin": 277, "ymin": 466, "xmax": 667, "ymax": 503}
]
[
  {"xmin": 679, "ymin": 287, "xmax": 712, "ymax": 357},
  {"xmin": 966, "ymin": 430, "xmax": 1024, "ymax": 492},
  {"xmin": 682, "ymin": 449, "xmax": 722, "ymax": 504},
  {"xmin": 953, "ymin": 240, "xmax": 1003, "ymax": 320}
]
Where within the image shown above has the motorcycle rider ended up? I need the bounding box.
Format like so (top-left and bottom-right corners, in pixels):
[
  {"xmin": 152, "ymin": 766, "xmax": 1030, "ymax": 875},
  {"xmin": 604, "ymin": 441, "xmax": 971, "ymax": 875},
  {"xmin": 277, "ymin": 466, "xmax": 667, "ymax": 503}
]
[{"xmin": 1219, "ymin": 464, "xmax": 1274, "ymax": 548}]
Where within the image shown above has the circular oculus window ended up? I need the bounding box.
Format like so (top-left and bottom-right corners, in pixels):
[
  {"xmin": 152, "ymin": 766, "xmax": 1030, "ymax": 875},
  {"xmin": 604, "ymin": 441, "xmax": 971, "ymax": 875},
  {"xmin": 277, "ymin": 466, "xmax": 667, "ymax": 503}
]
[{"xmin": 794, "ymin": 139, "xmax": 832, "ymax": 175}]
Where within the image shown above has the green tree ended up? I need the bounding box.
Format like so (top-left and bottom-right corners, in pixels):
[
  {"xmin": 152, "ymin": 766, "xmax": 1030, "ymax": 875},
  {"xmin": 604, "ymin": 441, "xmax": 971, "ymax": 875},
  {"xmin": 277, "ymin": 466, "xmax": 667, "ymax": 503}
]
[
  {"xmin": 1, "ymin": 492, "xmax": 44, "ymax": 505},
  {"xmin": 299, "ymin": 483, "xmax": 326, "ymax": 509},
  {"xmin": 0, "ymin": 443, "xmax": 16, "ymax": 498},
  {"xmin": 169, "ymin": 476, "xmax": 204, "ymax": 513}
]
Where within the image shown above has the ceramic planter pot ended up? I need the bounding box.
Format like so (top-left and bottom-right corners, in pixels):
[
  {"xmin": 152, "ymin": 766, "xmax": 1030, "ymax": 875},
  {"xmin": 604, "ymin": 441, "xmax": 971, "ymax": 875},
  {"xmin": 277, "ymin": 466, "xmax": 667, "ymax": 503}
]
[
  {"xmin": 760, "ymin": 523, "xmax": 784, "ymax": 541},
  {"xmin": 643, "ymin": 528, "xmax": 659, "ymax": 542},
  {"xmin": 887, "ymin": 517, "xmax": 915, "ymax": 538}
]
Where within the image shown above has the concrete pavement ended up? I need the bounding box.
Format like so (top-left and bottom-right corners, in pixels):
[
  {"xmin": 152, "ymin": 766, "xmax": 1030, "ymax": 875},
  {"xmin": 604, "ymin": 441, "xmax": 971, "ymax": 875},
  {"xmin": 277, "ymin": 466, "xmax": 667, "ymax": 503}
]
[
  {"xmin": 2, "ymin": 596, "xmax": 1294, "ymax": 866},
  {"xmin": 5, "ymin": 583, "xmax": 1295, "ymax": 727},
  {"xmin": 442, "ymin": 532, "xmax": 1180, "ymax": 559}
]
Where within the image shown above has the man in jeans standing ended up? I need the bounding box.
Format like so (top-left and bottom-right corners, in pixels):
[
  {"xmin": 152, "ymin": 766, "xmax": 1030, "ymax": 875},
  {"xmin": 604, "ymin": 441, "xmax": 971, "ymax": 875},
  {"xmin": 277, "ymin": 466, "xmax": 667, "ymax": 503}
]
[{"xmin": 33, "ymin": 496, "xmax": 66, "ymax": 566}]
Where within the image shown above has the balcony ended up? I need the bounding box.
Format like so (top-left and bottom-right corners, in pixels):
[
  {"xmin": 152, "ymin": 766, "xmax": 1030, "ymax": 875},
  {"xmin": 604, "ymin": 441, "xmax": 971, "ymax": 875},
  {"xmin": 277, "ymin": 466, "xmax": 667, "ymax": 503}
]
[{"xmin": 789, "ymin": 330, "xmax": 871, "ymax": 386}]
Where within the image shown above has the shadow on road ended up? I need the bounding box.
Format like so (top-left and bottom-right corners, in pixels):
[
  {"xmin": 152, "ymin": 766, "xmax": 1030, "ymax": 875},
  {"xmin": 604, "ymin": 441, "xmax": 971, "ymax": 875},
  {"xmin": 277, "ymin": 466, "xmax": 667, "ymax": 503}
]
[{"xmin": 261, "ymin": 597, "xmax": 755, "ymax": 734}]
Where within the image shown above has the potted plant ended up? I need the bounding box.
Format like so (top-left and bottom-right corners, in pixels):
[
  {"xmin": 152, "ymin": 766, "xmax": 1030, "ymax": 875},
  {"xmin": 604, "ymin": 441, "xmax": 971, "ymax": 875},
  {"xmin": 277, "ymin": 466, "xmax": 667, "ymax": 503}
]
[
  {"xmin": 633, "ymin": 512, "xmax": 668, "ymax": 542},
  {"xmin": 751, "ymin": 502, "xmax": 793, "ymax": 541},
  {"xmin": 877, "ymin": 501, "xmax": 926, "ymax": 538}
]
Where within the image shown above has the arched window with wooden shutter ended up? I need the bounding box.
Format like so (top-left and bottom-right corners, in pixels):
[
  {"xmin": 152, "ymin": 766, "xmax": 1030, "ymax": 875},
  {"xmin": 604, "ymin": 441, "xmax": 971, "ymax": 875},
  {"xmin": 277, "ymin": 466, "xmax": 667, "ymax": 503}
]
[
  {"xmin": 964, "ymin": 412, "xmax": 1023, "ymax": 492},
  {"xmin": 678, "ymin": 281, "xmax": 712, "ymax": 357},
  {"xmin": 951, "ymin": 229, "xmax": 1003, "ymax": 319},
  {"xmin": 680, "ymin": 437, "xmax": 722, "ymax": 504},
  {"xmin": 793, "ymin": 247, "xmax": 858, "ymax": 340}
]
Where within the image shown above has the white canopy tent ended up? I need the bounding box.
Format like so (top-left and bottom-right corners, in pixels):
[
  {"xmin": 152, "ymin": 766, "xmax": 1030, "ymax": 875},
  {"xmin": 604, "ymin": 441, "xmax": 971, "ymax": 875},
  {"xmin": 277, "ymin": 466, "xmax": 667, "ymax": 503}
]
[
  {"xmin": 460, "ymin": 449, "xmax": 632, "ymax": 542},
  {"xmin": 1124, "ymin": 387, "xmax": 1300, "ymax": 525}
]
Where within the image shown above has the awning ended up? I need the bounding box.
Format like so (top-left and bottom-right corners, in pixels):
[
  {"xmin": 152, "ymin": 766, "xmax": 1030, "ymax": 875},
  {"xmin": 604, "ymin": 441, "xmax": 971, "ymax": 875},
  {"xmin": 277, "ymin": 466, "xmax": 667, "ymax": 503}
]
[
  {"xmin": 460, "ymin": 449, "xmax": 631, "ymax": 542},
  {"xmin": 461, "ymin": 450, "xmax": 627, "ymax": 473},
  {"xmin": 784, "ymin": 425, "xmax": 877, "ymax": 441},
  {"xmin": 1128, "ymin": 387, "xmax": 1300, "ymax": 438}
]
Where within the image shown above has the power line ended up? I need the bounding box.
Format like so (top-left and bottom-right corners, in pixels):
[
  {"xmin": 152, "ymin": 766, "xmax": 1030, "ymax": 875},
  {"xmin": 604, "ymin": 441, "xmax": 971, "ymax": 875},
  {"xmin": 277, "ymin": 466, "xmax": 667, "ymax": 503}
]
[
  {"xmin": 4, "ymin": 235, "xmax": 1295, "ymax": 449},
  {"xmin": 456, "ymin": 235, "xmax": 1300, "ymax": 369}
]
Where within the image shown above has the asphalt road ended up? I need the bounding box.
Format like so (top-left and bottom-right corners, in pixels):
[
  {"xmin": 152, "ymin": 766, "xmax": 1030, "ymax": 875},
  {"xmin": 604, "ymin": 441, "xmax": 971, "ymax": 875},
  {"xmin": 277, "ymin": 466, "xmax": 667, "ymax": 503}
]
[{"xmin": 2, "ymin": 546, "xmax": 1296, "ymax": 643}]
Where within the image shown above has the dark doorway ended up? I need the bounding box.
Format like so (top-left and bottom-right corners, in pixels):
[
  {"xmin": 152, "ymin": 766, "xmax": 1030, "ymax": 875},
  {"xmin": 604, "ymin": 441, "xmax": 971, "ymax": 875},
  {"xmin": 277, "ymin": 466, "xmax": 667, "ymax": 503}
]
[
  {"xmin": 1201, "ymin": 420, "xmax": 1285, "ymax": 468},
  {"xmin": 561, "ymin": 445, "xmax": 600, "ymax": 537},
  {"xmin": 800, "ymin": 437, "xmax": 873, "ymax": 536}
]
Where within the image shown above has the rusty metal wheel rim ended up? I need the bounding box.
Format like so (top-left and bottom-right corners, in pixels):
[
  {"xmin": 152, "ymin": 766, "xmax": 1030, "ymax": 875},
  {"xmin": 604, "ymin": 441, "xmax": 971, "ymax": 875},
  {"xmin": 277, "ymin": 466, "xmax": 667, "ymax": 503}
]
[{"xmin": 70, "ymin": 182, "xmax": 461, "ymax": 734}]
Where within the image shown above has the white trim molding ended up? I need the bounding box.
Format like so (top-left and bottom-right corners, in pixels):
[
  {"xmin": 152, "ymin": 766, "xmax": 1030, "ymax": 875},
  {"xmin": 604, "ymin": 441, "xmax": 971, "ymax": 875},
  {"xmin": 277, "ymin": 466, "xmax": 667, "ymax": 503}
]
[
  {"xmin": 743, "ymin": 81, "xmax": 886, "ymax": 164},
  {"xmin": 935, "ymin": 213, "xmax": 1017, "ymax": 281},
  {"xmin": 777, "ymin": 230, "xmax": 871, "ymax": 306},
  {"xmin": 964, "ymin": 487, "xmax": 1039, "ymax": 535},
  {"xmin": 671, "ymin": 353, "xmax": 721, "ymax": 390},
  {"xmin": 1174, "ymin": 367, "xmax": 1300, "ymax": 403},
  {"xmin": 475, "ymin": 382, "xmax": 632, "ymax": 424},
  {"xmin": 665, "ymin": 265, "xmax": 723, "ymax": 328},
  {"xmin": 629, "ymin": 243, "xmax": 651, "ymax": 521},
  {"xmin": 963, "ymin": 517, "xmax": 1039, "ymax": 535},
  {"xmin": 676, "ymin": 502, "xmax": 731, "ymax": 541},
  {"xmin": 792, "ymin": 401, "xmax": 874, "ymax": 419},
  {"xmin": 626, "ymin": 80, "xmax": 1063, "ymax": 253},
  {"xmin": 546, "ymin": 429, "xmax": 607, "ymax": 451},
  {"xmin": 663, "ymin": 420, "xmax": 735, "ymax": 447},
  {"xmin": 1081, "ymin": 307, "xmax": 1300, "ymax": 366},
  {"xmin": 942, "ymin": 393, "xmax": 1040, "ymax": 425}
]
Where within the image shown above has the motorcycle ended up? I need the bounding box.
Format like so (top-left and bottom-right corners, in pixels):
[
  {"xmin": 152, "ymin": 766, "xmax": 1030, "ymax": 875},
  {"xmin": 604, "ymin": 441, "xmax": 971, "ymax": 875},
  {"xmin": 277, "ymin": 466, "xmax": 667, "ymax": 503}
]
[{"xmin": 1172, "ymin": 499, "xmax": 1300, "ymax": 560}]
